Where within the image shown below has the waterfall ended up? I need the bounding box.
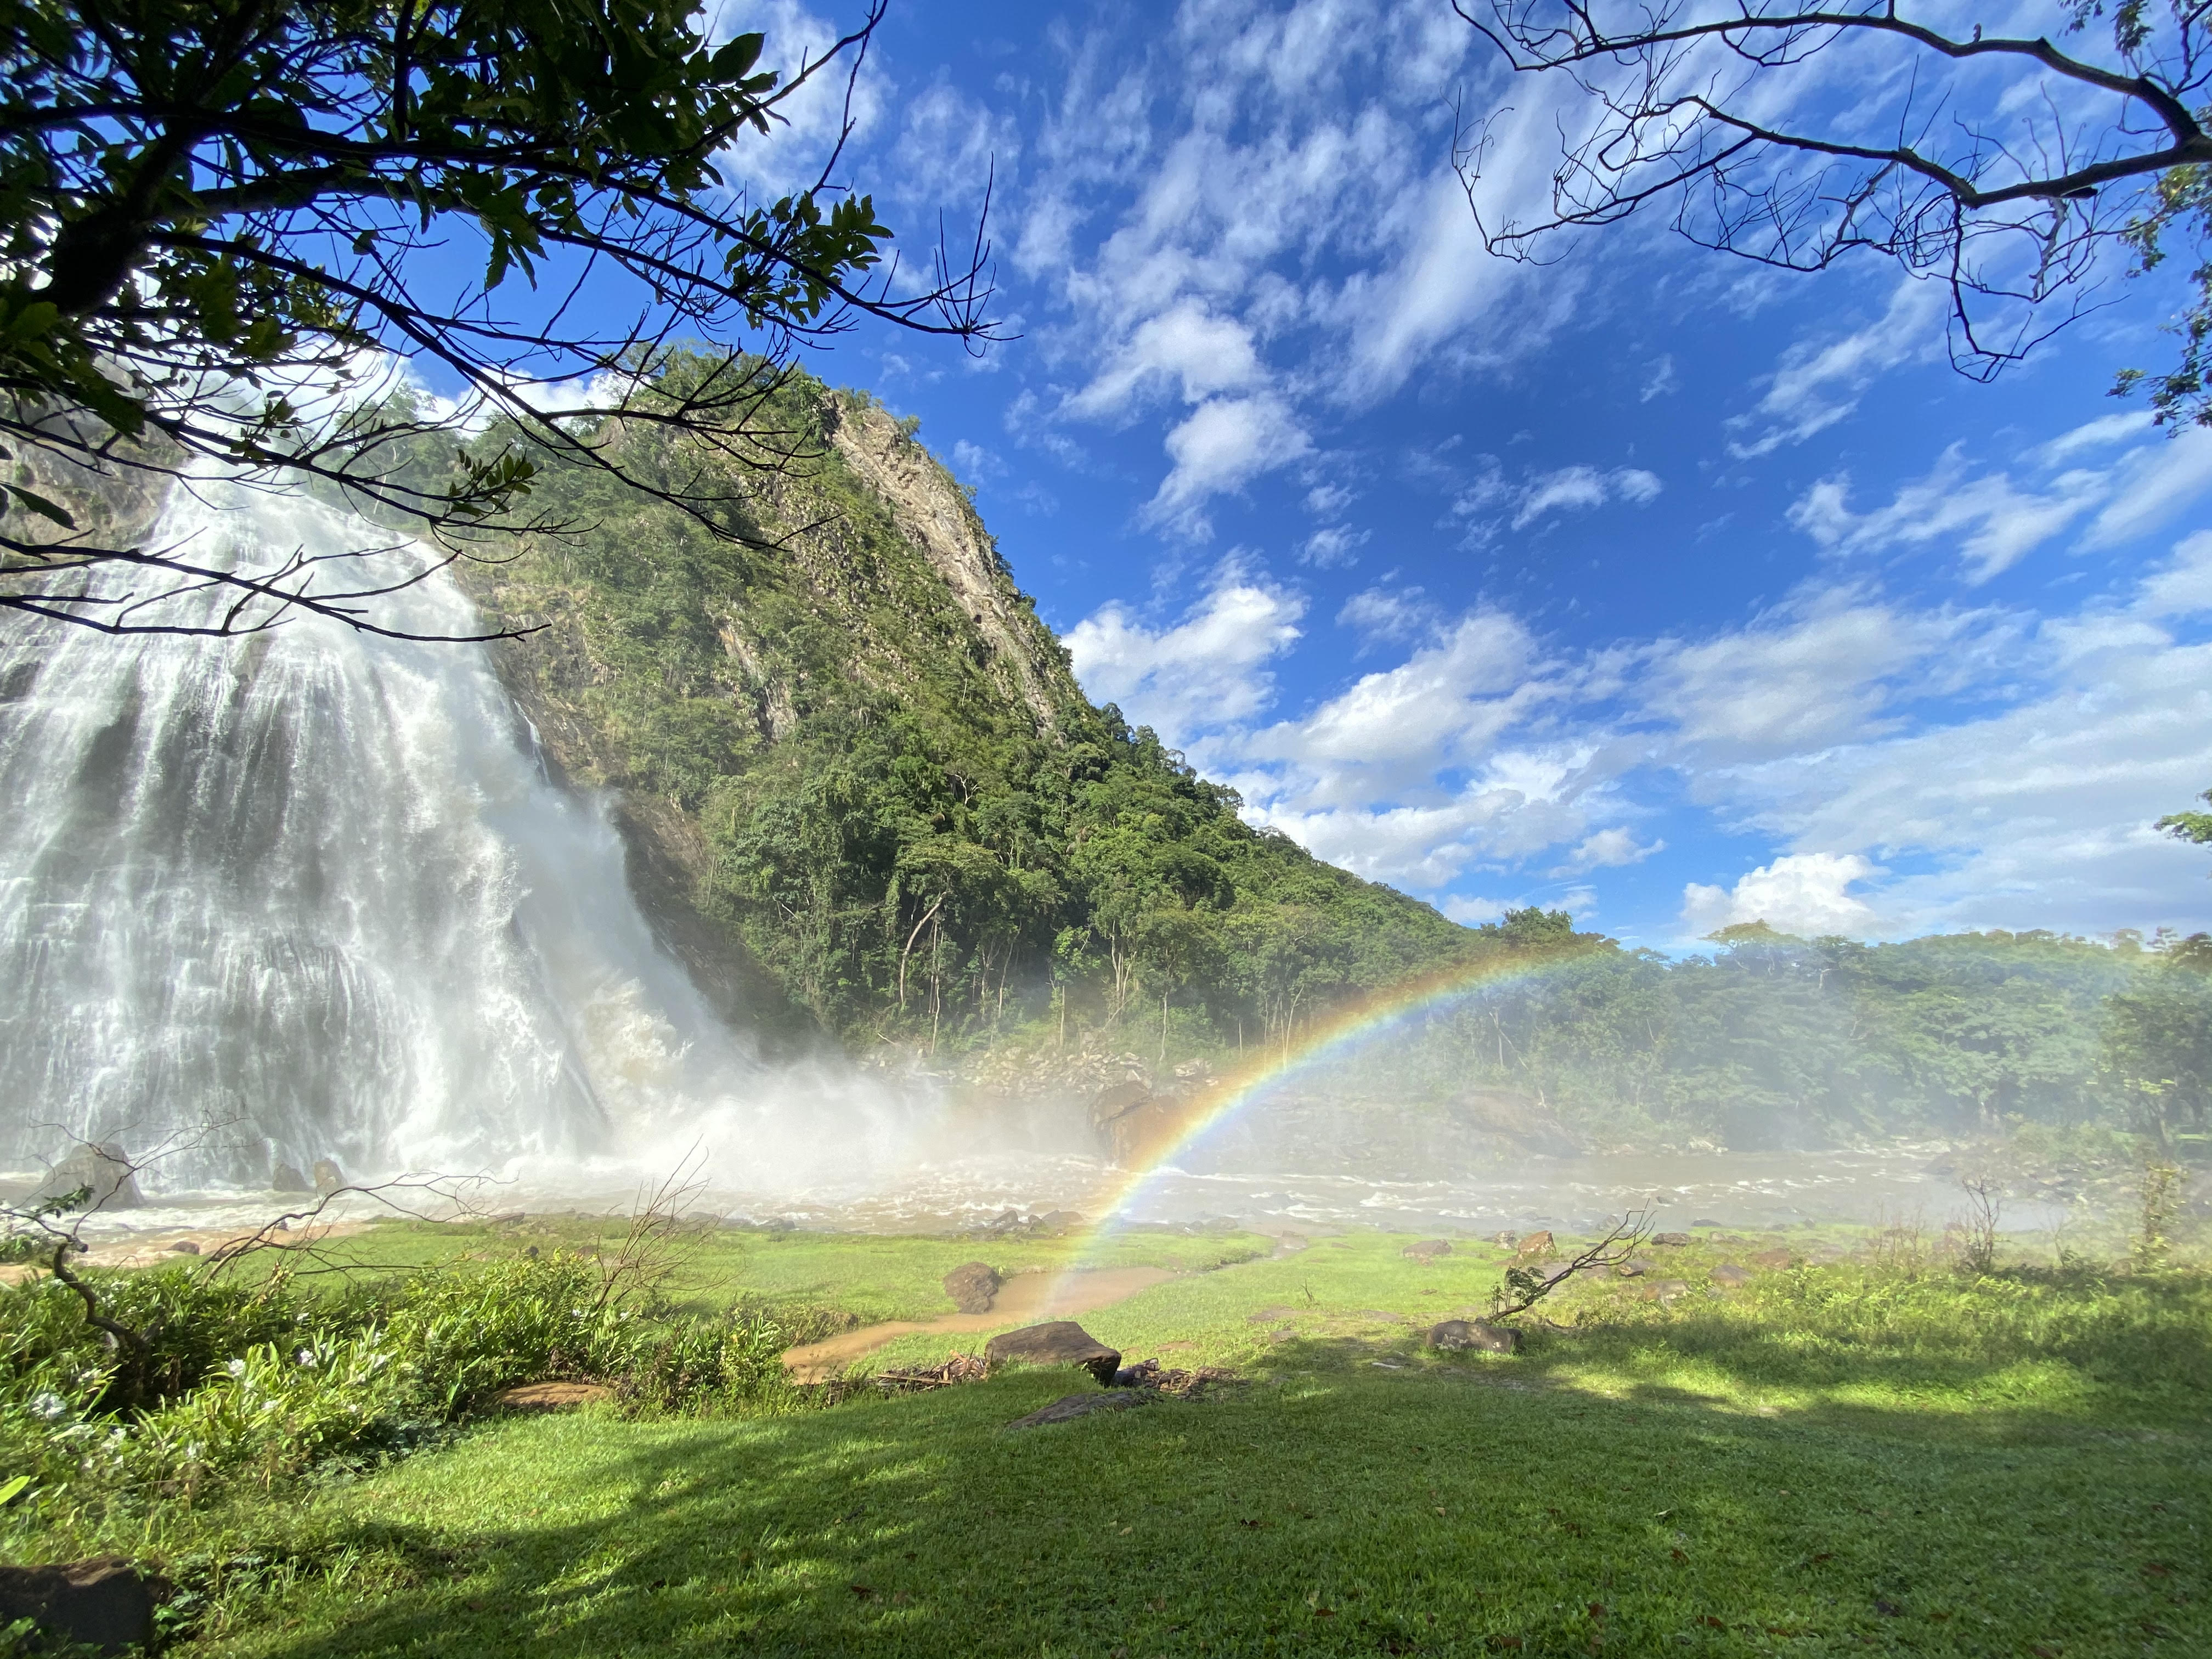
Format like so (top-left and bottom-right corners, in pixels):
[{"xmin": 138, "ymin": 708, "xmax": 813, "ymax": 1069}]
[{"xmin": 0, "ymin": 482, "xmax": 931, "ymax": 1198}]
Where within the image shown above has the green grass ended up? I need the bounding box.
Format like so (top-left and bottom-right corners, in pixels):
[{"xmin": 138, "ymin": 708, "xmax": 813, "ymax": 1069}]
[
  {"xmin": 43, "ymin": 1228, "xmax": 2212, "ymax": 1656},
  {"xmin": 309, "ymin": 1216, "xmax": 1276, "ymax": 1325}
]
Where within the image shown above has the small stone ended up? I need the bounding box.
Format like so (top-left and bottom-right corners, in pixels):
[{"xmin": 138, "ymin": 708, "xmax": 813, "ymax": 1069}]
[
  {"xmin": 1512, "ymin": 1231, "xmax": 1554, "ymax": 1261},
  {"xmin": 311, "ymin": 1158, "xmax": 345, "ymax": 1194},
  {"xmin": 942, "ymin": 1261, "xmax": 1001, "ymax": 1314},
  {"xmin": 164, "ymin": 1239, "xmax": 201, "ymax": 1256},
  {"xmin": 0, "ymin": 1558, "xmax": 156, "ymax": 1653},
  {"xmin": 1710, "ymin": 1264, "xmax": 1755, "ymax": 1287},
  {"xmin": 270, "ymin": 1161, "xmax": 312, "ymax": 1194},
  {"xmin": 1426, "ymin": 1319, "xmax": 1521, "ymax": 1353},
  {"xmin": 1651, "ymin": 1232, "xmax": 1691, "ymax": 1246},
  {"xmin": 984, "ymin": 1322, "xmax": 1121, "ymax": 1386},
  {"xmin": 1006, "ymin": 1392, "xmax": 1153, "ymax": 1430},
  {"xmin": 1401, "ymin": 1239, "xmax": 1452, "ymax": 1261}
]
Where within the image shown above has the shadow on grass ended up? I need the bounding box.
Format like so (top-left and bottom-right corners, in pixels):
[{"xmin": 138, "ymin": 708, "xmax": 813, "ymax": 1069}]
[{"xmin": 189, "ymin": 1323, "xmax": 2210, "ymax": 1659}]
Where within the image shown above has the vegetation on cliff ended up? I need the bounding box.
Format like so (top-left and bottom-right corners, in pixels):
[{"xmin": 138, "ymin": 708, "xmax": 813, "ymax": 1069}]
[{"xmin": 456, "ymin": 366, "xmax": 1505, "ymax": 1059}]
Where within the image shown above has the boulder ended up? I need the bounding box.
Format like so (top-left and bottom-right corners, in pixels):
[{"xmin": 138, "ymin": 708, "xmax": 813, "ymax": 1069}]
[
  {"xmin": 943, "ymin": 1261, "xmax": 1001, "ymax": 1314},
  {"xmin": 1006, "ymin": 1392, "xmax": 1153, "ymax": 1430},
  {"xmin": 1088, "ymin": 1079, "xmax": 1151, "ymax": 1129},
  {"xmin": 1034, "ymin": 1210, "xmax": 1085, "ymax": 1235},
  {"xmin": 1642, "ymin": 1279, "xmax": 1691, "ymax": 1302},
  {"xmin": 1511, "ymin": 1231, "xmax": 1555, "ymax": 1261},
  {"xmin": 1613, "ymin": 1257, "xmax": 1656, "ymax": 1278},
  {"xmin": 984, "ymin": 1322, "xmax": 1121, "ymax": 1386},
  {"xmin": 1401, "ymin": 1239, "xmax": 1452, "ymax": 1262},
  {"xmin": 165, "ymin": 1239, "xmax": 201, "ymax": 1256},
  {"xmin": 1749, "ymin": 1246, "xmax": 1795, "ymax": 1270},
  {"xmin": 37, "ymin": 1144, "xmax": 142, "ymax": 1211},
  {"xmin": 311, "ymin": 1158, "xmax": 345, "ymax": 1194},
  {"xmin": 1709, "ymin": 1264, "xmax": 1754, "ymax": 1287},
  {"xmin": 1651, "ymin": 1232, "xmax": 1692, "ymax": 1247},
  {"xmin": 270, "ymin": 1161, "xmax": 312, "ymax": 1194},
  {"xmin": 1426, "ymin": 1319, "xmax": 1520, "ymax": 1354},
  {"xmin": 0, "ymin": 1558, "xmax": 156, "ymax": 1654},
  {"xmin": 1691, "ymin": 1218, "xmax": 1724, "ymax": 1228}
]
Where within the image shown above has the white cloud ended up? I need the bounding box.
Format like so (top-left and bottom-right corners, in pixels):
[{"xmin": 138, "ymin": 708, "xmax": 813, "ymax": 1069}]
[
  {"xmin": 1730, "ymin": 279, "xmax": 1946, "ymax": 458},
  {"xmin": 1066, "ymin": 301, "xmax": 1266, "ymax": 421},
  {"xmin": 2137, "ymin": 531, "xmax": 2212, "ymax": 618},
  {"xmin": 1300, "ymin": 524, "xmax": 1369, "ymax": 568},
  {"xmin": 1064, "ymin": 567, "xmax": 1305, "ymax": 748},
  {"xmin": 1442, "ymin": 894, "xmax": 1508, "ymax": 924},
  {"xmin": 1787, "ymin": 425, "xmax": 2212, "ymax": 582},
  {"xmin": 1510, "ymin": 465, "xmax": 1661, "ymax": 529},
  {"xmin": 711, "ymin": 1, "xmax": 886, "ymax": 195},
  {"xmin": 1141, "ymin": 395, "xmax": 1313, "ymax": 539},
  {"xmin": 1336, "ymin": 584, "xmax": 1436, "ymax": 646},
  {"xmin": 1787, "ymin": 448, "xmax": 2099, "ymax": 583},
  {"xmin": 2083, "ymin": 426, "xmax": 2212, "ymax": 548},
  {"xmin": 2036, "ymin": 409, "xmax": 2154, "ymax": 466},
  {"xmin": 1551, "ymin": 827, "xmax": 1663, "ymax": 876},
  {"xmin": 1640, "ymin": 355, "xmax": 1677, "ymax": 402},
  {"xmin": 1644, "ymin": 595, "xmax": 1979, "ymax": 759},
  {"xmin": 950, "ymin": 439, "xmax": 1002, "ymax": 481},
  {"xmin": 1681, "ymin": 853, "xmax": 1881, "ymax": 938}
]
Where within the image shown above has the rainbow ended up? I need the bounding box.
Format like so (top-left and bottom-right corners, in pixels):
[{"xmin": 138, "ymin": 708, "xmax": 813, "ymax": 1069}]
[{"xmin": 1065, "ymin": 950, "xmax": 1594, "ymax": 1252}]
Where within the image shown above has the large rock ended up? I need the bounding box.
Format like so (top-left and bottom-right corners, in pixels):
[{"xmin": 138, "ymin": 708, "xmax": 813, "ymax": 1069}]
[
  {"xmin": 1613, "ymin": 1257, "xmax": 1656, "ymax": 1278},
  {"xmin": 984, "ymin": 1322, "xmax": 1121, "ymax": 1386},
  {"xmin": 311, "ymin": 1158, "xmax": 346, "ymax": 1194},
  {"xmin": 1401, "ymin": 1239, "xmax": 1452, "ymax": 1262},
  {"xmin": 1426, "ymin": 1319, "xmax": 1520, "ymax": 1354},
  {"xmin": 1748, "ymin": 1246, "xmax": 1795, "ymax": 1270},
  {"xmin": 1651, "ymin": 1232, "xmax": 1691, "ymax": 1247},
  {"xmin": 943, "ymin": 1261, "xmax": 1001, "ymax": 1314},
  {"xmin": 1709, "ymin": 1264, "xmax": 1754, "ymax": 1287},
  {"xmin": 1511, "ymin": 1231, "xmax": 1554, "ymax": 1261},
  {"xmin": 0, "ymin": 1558, "xmax": 156, "ymax": 1653},
  {"xmin": 37, "ymin": 1144, "xmax": 142, "ymax": 1210},
  {"xmin": 270, "ymin": 1161, "xmax": 313, "ymax": 1194}
]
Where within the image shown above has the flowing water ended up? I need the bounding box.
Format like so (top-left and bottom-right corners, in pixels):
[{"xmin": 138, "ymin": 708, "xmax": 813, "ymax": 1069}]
[
  {"xmin": 0, "ymin": 483, "xmax": 944, "ymax": 1203},
  {"xmin": 0, "ymin": 486, "xmax": 2064, "ymax": 1246}
]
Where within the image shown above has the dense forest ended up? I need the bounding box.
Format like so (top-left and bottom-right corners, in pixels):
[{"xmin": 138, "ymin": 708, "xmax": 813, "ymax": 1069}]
[
  {"xmin": 448, "ymin": 365, "xmax": 1507, "ymax": 1060},
  {"xmin": 1350, "ymin": 922, "xmax": 2212, "ymax": 1152}
]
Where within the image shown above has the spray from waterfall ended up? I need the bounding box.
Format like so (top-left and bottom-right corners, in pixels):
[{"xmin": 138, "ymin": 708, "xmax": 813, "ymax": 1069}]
[{"xmin": 0, "ymin": 482, "xmax": 948, "ymax": 1201}]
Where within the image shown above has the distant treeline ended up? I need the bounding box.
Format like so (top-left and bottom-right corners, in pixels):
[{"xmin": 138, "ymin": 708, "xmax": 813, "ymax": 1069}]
[{"xmin": 1356, "ymin": 923, "xmax": 2212, "ymax": 1152}]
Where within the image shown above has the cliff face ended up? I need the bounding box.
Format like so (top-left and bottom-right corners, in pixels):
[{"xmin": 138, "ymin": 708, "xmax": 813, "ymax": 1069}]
[
  {"xmin": 825, "ymin": 401, "xmax": 1074, "ymax": 737},
  {"xmin": 457, "ymin": 373, "xmax": 1480, "ymax": 1061}
]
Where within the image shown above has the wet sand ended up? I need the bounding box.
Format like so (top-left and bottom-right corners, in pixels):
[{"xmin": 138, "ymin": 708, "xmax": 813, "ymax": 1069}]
[{"xmin": 781, "ymin": 1265, "xmax": 1176, "ymax": 1381}]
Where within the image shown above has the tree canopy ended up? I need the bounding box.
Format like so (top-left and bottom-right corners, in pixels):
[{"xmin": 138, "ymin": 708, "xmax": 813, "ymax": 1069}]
[
  {"xmin": 0, "ymin": 0, "xmax": 992, "ymax": 637},
  {"xmin": 1457, "ymin": 0, "xmax": 2212, "ymax": 421}
]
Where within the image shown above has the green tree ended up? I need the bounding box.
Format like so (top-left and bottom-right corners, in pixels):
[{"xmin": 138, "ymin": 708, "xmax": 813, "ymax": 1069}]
[
  {"xmin": 2157, "ymin": 788, "xmax": 2212, "ymax": 850},
  {"xmin": 1, "ymin": 0, "xmax": 992, "ymax": 637}
]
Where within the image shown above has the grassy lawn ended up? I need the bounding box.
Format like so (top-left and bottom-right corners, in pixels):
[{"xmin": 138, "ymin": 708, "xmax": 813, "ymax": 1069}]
[{"xmin": 56, "ymin": 1227, "xmax": 2212, "ymax": 1656}]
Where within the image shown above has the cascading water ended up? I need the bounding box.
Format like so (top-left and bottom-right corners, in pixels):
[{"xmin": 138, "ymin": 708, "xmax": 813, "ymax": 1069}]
[{"xmin": 0, "ymin": 481, "xmax": 941, "ymax": 1200}]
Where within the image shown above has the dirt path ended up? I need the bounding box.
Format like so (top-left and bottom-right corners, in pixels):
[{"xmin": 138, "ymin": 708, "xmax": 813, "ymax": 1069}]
[{"xmin": 782, "ymin": 1265, "xmax": 1176, "ymax": 1381}]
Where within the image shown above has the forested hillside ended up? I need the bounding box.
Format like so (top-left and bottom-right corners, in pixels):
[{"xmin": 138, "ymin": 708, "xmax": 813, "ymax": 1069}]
[
  {"xmin": 456, "ymin": 366, "xmax": 1508, "ymax": 1062},
  {"xmin": 1351, "ymin": 923, "xmax": 2212, "ymax": 1151}
]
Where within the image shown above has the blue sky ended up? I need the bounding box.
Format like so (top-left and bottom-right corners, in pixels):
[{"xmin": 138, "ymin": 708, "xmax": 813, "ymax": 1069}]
[{"xmin": 701, "ymin": 0, "xmax": 2212, "ymax": 948}]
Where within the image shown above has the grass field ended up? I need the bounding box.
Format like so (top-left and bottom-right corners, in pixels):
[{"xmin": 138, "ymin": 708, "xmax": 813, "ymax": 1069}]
[{"xmin": 37, "ymin": 1224, "xmax": 2212, "ymax": 1657}]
